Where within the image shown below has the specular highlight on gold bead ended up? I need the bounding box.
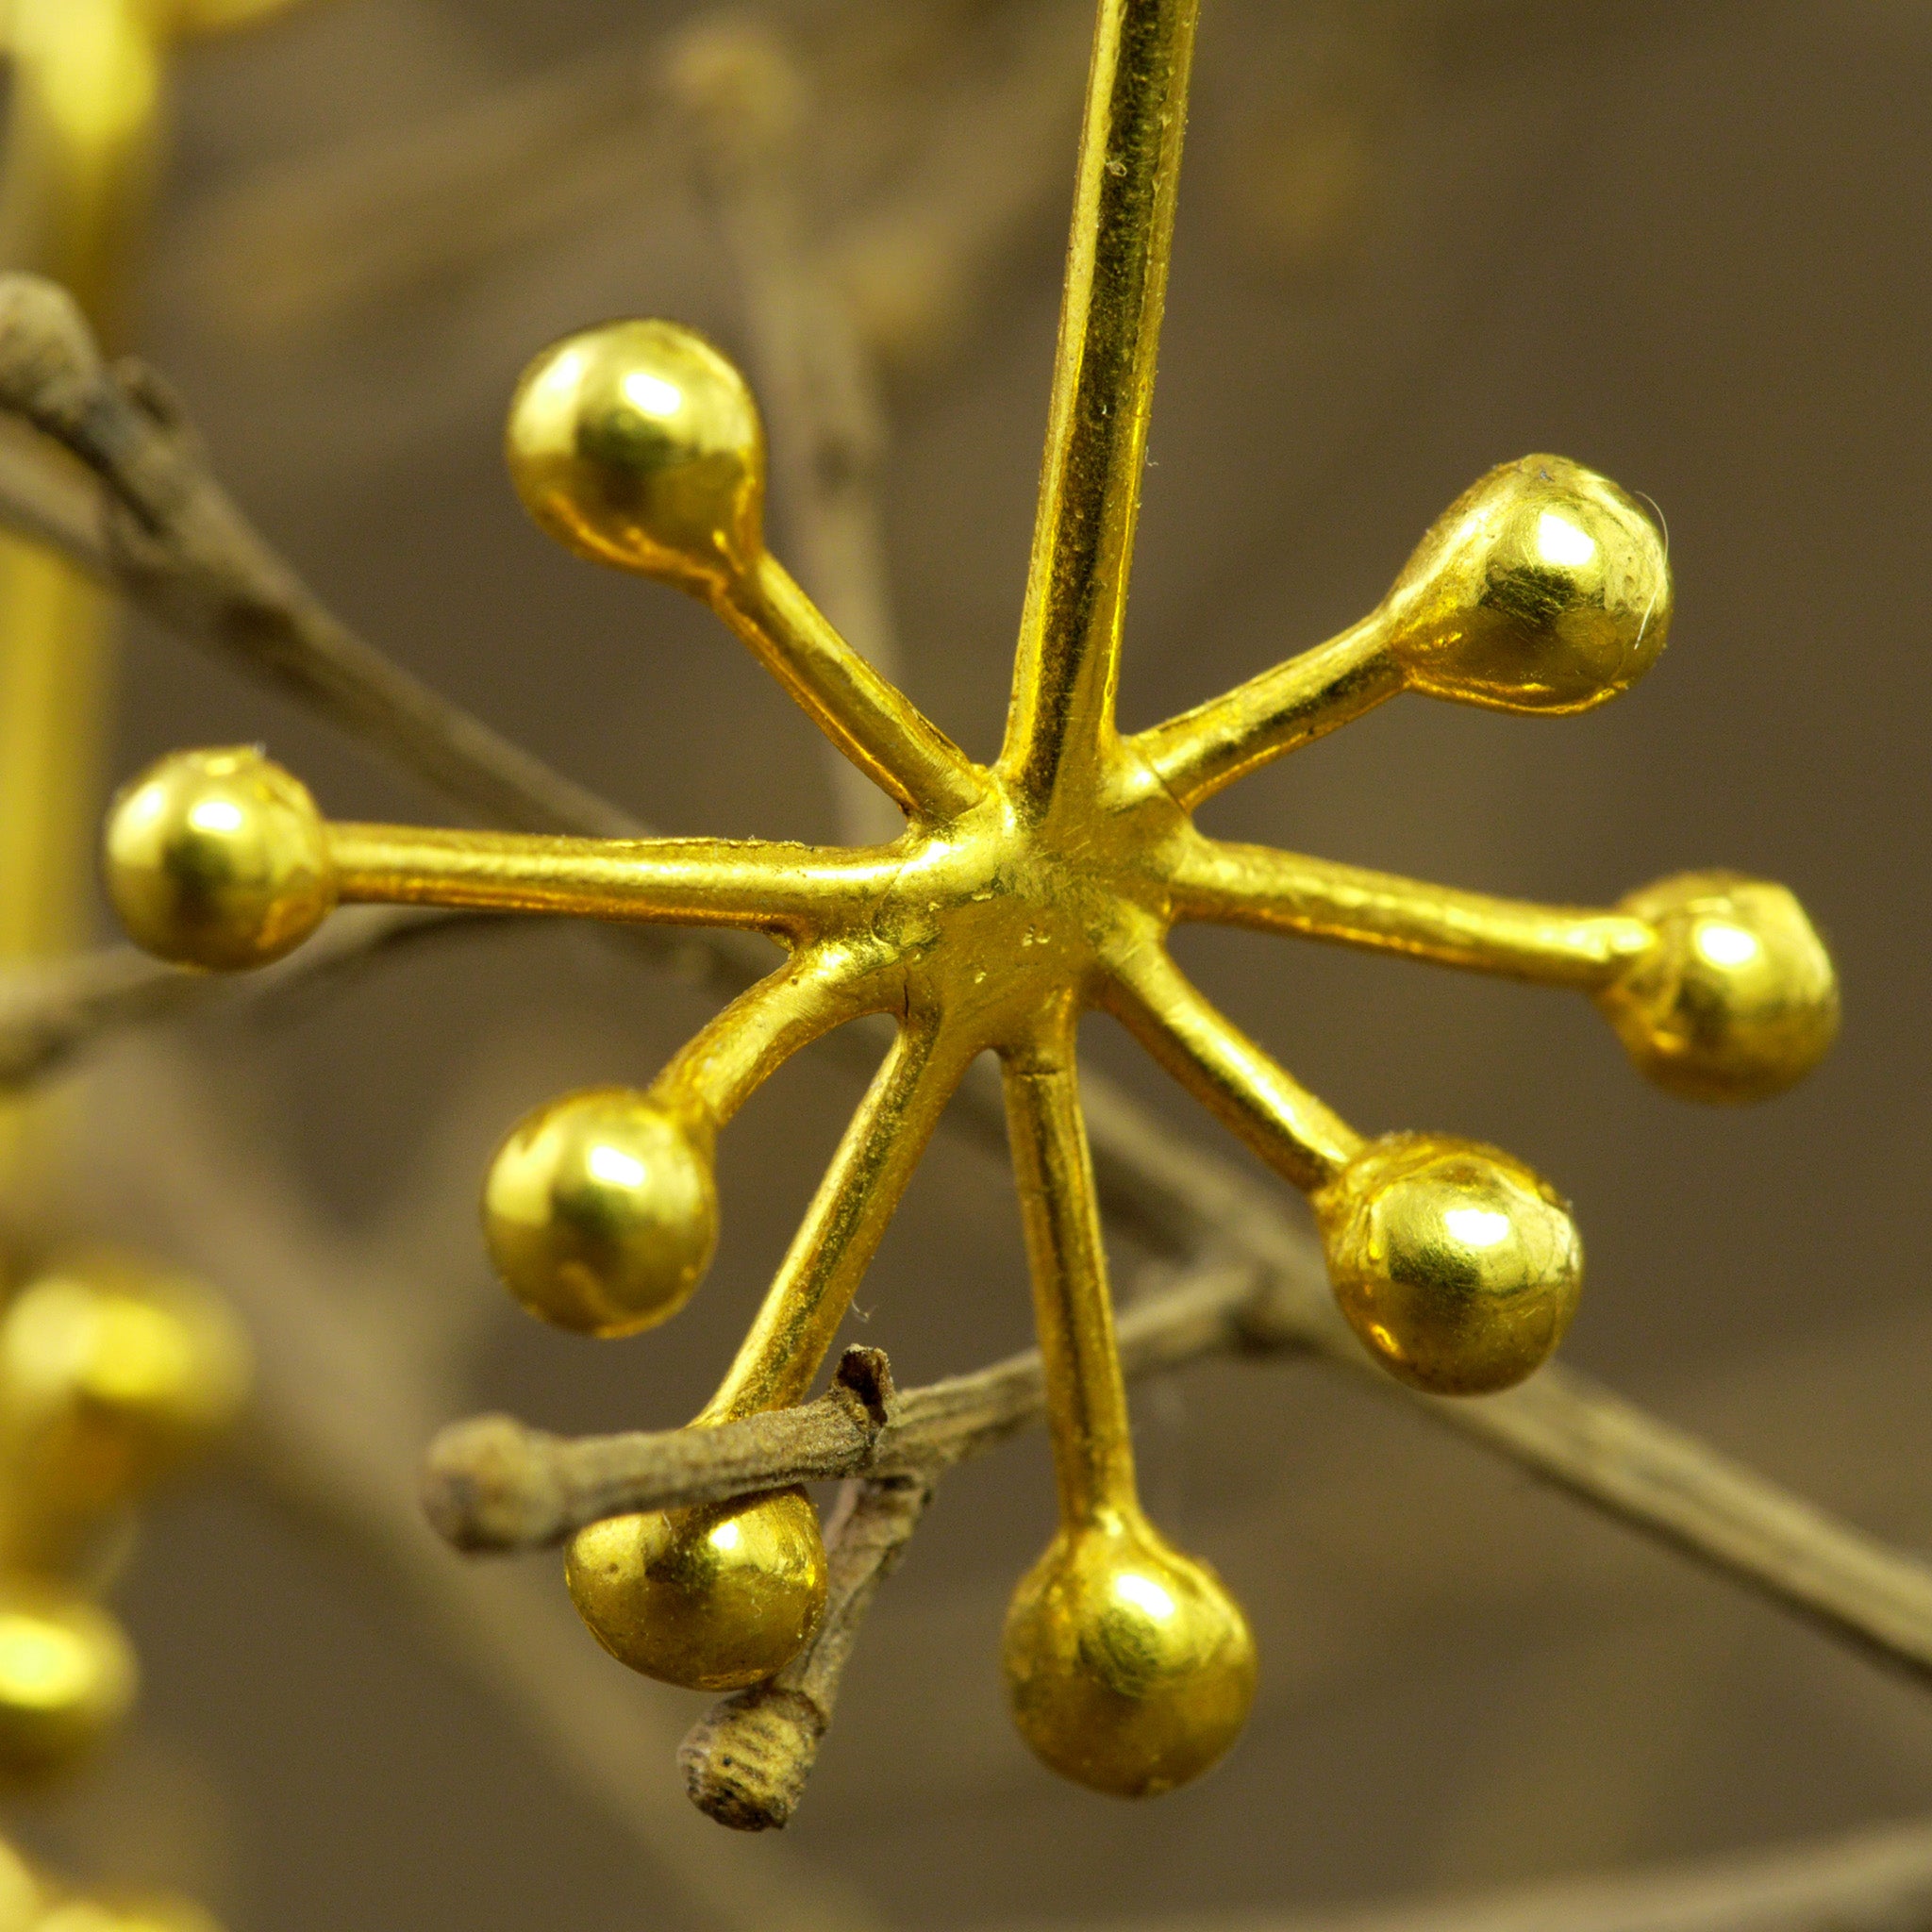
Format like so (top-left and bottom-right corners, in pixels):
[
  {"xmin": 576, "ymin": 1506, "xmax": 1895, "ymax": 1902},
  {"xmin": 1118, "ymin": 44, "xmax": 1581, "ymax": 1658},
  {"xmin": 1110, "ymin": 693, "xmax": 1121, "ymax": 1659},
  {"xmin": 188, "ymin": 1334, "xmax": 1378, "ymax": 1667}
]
[
  {"xmin": 1601, "ymin": 871, "xmax": 1840, "ymax": 1103},
  {"xmin": 1316, "ymin": 1134, "xmax": 1584, "ymax": 1395},
  {"xmin": 1004, "ymin": 1511, "xmax": 1257, "ymax": 1798},
  {"xmin": 506, "ymin": 319, "xmax": 764, "ymax": 593},
  {"xmin": 564, "ymin": 1489, "xmax": 826, "ymax": 1692},
  {"xmin": 483, "ymin": 1089, "xmax": 719, "ymax": 1339},
  {"xmin": 103, "ymin": 746, "xmax": 335, "ymax": 972}
]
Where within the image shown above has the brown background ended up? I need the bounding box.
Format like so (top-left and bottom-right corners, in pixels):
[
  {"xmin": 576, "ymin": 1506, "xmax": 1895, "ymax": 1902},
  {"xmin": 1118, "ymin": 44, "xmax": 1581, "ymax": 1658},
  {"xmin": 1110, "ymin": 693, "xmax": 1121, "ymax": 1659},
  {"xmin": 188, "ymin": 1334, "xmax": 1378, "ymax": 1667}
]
[{"xmin": 20, "ymin": 0, "xmax": 1932, "ymax": 1924}]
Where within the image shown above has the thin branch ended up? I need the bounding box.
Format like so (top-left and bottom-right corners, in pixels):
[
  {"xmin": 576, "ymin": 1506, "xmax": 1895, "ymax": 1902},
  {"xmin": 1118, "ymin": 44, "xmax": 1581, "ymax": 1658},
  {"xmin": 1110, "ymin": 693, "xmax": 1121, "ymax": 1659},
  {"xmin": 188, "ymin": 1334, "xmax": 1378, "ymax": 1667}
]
[
  {"xmin": 427, "ymin": 1224, "xmax": 1932, "ymax": 1831},
  {"xmin": 967, "ymin": 1813, "xmax": 1932, "ymax": 1932},
  {"xmin": 0, "ymin": 275, "xmax": 635, "ymax": 841},
  {"xmin": 78, "ymin": 1043, "xmax": 885, "ymax": 1932},
  {"xmin": 673, "ymin": 14, "xmax": 908, "ymax": 846}
]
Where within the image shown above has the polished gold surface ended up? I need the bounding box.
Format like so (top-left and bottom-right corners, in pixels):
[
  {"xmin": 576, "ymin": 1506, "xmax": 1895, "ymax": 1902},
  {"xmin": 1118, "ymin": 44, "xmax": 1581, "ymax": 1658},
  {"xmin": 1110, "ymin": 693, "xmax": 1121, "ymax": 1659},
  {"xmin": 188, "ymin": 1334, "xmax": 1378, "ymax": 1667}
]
[
  {"xmin": 564, "ymin": 1489, "xmax": 826, "ymax": 1693},
  {"xmin": 484, "ymin": 1090, "xmax": 719, "ymax": 1340},
  {"xmin": 1005, "ymin": 1510, "xmax": 1256, "ymax": 1798},
  {"xmin": 1599, "ymin": 872, "xmax": 1840, "ymax": 1103},
  {"xmin": 1315, "ymin": 1135, "xmax": 1584, "ymax": 1396},
  {"xmin": 0, "ymin": 1579, "xmax": 135, "ymax": 1782},
  {"xmin": 104, "ymin": 0, "xmax": 1839, "ymax": 1790},
  {"xmin": 104, "ymin": 747, "xmax": 337, "ymax": 971}
]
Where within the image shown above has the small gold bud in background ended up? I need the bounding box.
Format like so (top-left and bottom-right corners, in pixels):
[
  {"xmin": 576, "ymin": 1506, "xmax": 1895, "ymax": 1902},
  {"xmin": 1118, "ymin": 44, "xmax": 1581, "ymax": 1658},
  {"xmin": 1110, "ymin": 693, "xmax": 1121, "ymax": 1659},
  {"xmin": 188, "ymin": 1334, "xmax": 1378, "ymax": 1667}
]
[
  {"xmin": 0, "ymin": 1581, "xmax": 136, "ymax": 1783},
  {"xmin": 0, "ymin": 1256, "xmax": 251, "ymax": 1546}
]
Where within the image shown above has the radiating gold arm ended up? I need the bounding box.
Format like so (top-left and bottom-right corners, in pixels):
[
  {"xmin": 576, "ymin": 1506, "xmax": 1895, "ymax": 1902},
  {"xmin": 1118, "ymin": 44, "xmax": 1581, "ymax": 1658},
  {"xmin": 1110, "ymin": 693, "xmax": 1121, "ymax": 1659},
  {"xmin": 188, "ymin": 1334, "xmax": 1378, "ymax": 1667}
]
[
  {"xmin": 503, "ymin": 317, "xmax": 984, "ymax": 824},
  {"xmin": 651, "ymin": 944, "xmax": 893, "ymax": 1132},
  {"xmin": 1105, "ymin": 945, "xmax": 1362, "ymax": 1191},
  {"xmin": 1166, "ymin": 838, "xmax": 1656, "ymax": 989},
  {"xmin": 999, "ymin": 0, "xmax": 1199, "ymax": 812},
  {"xmin": 698, "ymin": 1021, "xmax": 968, "ymax": 1422},
  {"xmin": 1000, "ymin": 1018, "xmax": 1137, "ymax": 1524},
  {"xmin": 1134, "ymin": 616, "xmax": 1399, "ymax": 810},
  {"xmin": 1134, "ymin": 454, "xmax": 1676, "ymax": 812},
  {"xmin": 710, "ymin": 549, "xmax": 983, "ymax": 822},
  {"xmin": 326, "ymin": 824, "xmax": 890, "ymax": 938}
]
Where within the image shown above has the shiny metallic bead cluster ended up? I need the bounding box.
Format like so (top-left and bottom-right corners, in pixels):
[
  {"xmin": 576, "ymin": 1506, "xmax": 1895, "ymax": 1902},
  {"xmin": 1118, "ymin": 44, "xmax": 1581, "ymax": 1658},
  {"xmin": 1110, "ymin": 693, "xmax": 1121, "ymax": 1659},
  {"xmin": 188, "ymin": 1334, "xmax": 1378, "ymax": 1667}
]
[{"xmin": 98, "ymin": 0, "xmax": 1836, "ymax": 1798}]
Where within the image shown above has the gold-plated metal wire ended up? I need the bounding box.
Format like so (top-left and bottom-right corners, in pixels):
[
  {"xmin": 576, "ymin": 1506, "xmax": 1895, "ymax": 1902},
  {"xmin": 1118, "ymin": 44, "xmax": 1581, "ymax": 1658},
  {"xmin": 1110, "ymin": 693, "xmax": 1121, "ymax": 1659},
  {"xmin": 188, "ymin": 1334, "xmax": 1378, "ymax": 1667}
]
[{"xmin": 100, "ymin": 0, "xmax": 1840, "ymax": 1795}]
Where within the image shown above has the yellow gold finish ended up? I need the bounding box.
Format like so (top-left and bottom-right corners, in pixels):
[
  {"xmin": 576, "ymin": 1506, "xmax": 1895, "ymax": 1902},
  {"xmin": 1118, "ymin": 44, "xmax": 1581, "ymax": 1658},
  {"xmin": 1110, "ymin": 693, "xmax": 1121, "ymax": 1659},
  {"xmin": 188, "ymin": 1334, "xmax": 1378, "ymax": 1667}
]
[
  {"xmin": 0, "ymin": 1256, "xmax": 250, "ymax": 1565},
  {"xmin": 104, "ymin": 747, "xmax": 337, "ymax": 971},
  {"xmin": 104, "ymin": 0, "xmax": 1840, "ymax": 1790},
  {"xmin": 484, "ymin": 1091, "xmax": 719, "ymax": 1340},
  {"xmin": 564, "ymin": 1489, "xmax": 826, "ymax": 1693},
  {"xmin": 0, "ymin": 1578, "xmax": 135, "ymax": 1782},
  {"xmin": 1315, "ymin": 1135, "xmax": 1584, "ymax": 1396},
  {"xmin": 1599, "ymin": 872, "xmax": 1840, "ymax": 1103}
]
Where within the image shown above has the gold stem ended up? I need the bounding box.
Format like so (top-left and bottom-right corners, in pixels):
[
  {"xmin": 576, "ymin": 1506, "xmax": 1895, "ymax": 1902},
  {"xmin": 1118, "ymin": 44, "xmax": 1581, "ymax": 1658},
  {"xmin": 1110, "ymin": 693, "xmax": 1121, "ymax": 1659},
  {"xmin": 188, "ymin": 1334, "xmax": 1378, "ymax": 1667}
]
[
  {"xmin": 1132, "ymin": 615, "xmax": 1400, "ymax": 809},
  {"xmin": 0, "ymin": 0, "xmax": 166, "ymax": 1206},
  {"xmin": 327, "ymin": 823, "xmax": 892, "ymax": 936},
  {"xmin": 1001, "ymin": 1015, "xmax": 1138, "ymax": 1525},
  {"xmin": 1000, "ymin": 0, "xmax": 1199, "ymax": 814},
  {"xmin": 698, "ymin": 1022, "xmax": 967, "ymax": 1423},
  {"xmin": 1104, "ymin": 946, "xmax": 1362, "ymax": 1191},
  {"xmin": 716, "ymin": 553, "xmax": 984, "ymax": 824},
  {"xmin": 651, "ymin": 948, "xmax": 891, "ymax": 1132},
  {"xmin": 1166, "ymin": 840, "xmax": 1657, "ymax": 989}
]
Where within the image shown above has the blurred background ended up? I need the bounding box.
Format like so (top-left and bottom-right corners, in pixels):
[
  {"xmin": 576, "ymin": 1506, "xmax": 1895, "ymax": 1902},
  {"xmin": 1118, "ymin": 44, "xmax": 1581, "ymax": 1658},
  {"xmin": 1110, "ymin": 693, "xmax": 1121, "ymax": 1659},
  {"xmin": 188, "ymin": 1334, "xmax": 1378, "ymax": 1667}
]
[{"xmin": 4, "ymin": 0, "xmax": 1930, "ymax": 1924}]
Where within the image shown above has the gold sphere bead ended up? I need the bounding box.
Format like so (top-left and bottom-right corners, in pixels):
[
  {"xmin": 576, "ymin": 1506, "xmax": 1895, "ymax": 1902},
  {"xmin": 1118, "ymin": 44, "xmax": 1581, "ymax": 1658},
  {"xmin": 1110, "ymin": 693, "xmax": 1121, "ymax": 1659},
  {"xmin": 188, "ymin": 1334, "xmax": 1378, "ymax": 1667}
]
[
  {"xmin": 1316, "ymin": 1133, "xmax": 1584, "ymax": 1395},
  {"xmin": 1386, "ymin": 454, "xmax": 1672, "ymax": 713},
  {"xmin": 1003, "ymin": 1511, "xmax": 1257, "ymax": 1798},
  {"xmin": 564, "ymin": 1490, "xmax": 826, "ymax": 1692},
  {"xmin": 0, "ymin": 1257, "xmax": 251, "ymax": 1522},
  {"xmin": 0, "ymin": 1581, "xmax": 136, "ymax": 1783},
  {"xmin": 104, "ymin": 748, "xmax": 335, "ymax": 972},
  {"xmin": 1600, "ymin": 871, "xmax": 1840, "ymax": 1103},
  {"xmin": 505, "ymin": 320, "xmax": 765, "ymax": 594},
  {"xmin": 482, "ymin": 1089, "xmax": 718, "ymax": 1339}
]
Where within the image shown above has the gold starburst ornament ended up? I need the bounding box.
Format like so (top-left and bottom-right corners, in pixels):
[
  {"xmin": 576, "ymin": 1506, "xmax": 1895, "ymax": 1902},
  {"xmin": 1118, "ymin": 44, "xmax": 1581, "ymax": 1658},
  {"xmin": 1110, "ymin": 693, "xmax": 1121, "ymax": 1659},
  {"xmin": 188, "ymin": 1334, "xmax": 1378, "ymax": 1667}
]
[{"xmin": 102, "ymin": 0, "xmax": 1838, "ymax": 1797}]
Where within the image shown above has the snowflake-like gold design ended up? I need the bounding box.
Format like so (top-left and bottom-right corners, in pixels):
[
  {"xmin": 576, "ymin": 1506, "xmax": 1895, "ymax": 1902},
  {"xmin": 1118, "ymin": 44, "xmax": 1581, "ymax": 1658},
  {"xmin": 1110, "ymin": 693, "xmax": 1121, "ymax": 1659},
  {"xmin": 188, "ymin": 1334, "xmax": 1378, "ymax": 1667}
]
[{"xmin": 99, "ymin": 0, "xmax": 1838, "ymax": 1797}]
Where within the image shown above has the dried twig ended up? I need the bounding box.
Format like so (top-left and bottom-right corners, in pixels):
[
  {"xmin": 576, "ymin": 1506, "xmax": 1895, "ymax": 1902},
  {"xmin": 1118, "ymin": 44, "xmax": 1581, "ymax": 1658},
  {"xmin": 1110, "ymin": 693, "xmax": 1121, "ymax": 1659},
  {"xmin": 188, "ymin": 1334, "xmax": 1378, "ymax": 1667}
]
[
  {"xmin": 76, "ymin": 1043, "xmax": 885, "ymax": 1932},
  {"xmin": 425, "ymin": 1243, "xmax": 1932, "ymax": 1773},
  {"xmin": 0, "ymin": 275, "xmax": 632, "ymax": 842},
  {"xmin": 970, "ymin": 1813, "xmax": 1932, "ymax": 1932},
  {"xmin": 671, "ymin": 14, "xmax": 908, "ymax": 846}
]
